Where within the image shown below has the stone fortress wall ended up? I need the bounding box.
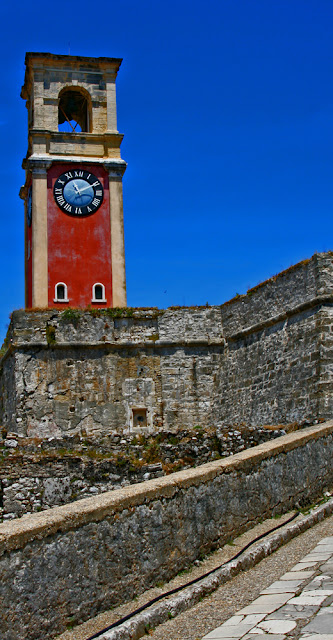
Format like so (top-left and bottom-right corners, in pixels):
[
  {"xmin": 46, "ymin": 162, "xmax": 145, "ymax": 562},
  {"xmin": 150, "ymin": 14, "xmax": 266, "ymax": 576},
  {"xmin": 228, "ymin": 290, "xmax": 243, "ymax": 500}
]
[
  {"xmin": 1, "ymin": 251, "xmax": 333, "ymax": 437},
  {"xmin": 1, "ymin": 421, "xmax": 332, "ymax": 640},
  {"xmin": 0, "ymin": 425, "xmax": 285, "ymax": 521}
]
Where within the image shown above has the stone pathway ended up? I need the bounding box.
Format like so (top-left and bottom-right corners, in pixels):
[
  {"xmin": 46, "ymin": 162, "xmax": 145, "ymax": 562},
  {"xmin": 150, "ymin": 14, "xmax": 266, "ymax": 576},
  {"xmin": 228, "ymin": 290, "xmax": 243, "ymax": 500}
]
[
  {"xmin": 201, "ymin": 537, "xmax": 333, "ymax": 640},
  {"xmin": 56, "ymin": 513, "xmax": 333, "ymax": 640}
]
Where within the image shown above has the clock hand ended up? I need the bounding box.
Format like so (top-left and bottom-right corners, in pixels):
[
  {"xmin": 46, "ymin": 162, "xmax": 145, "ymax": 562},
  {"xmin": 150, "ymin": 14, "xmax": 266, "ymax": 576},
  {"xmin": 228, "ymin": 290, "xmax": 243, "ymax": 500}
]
[
  {"xmin": 76, "ymin": 183, "xmax": 95, "ymax": 194},
  {"xmin": 72, "ymin": 181, "xmax": 81, "ymax": 195}
]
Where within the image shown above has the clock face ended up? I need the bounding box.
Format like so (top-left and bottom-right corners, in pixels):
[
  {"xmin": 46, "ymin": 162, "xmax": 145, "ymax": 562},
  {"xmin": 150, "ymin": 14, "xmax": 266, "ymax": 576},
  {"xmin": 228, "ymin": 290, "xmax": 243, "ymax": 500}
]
[{"xmin": 53, "ymin": 170, "xmax": 104, "ymax": 216}]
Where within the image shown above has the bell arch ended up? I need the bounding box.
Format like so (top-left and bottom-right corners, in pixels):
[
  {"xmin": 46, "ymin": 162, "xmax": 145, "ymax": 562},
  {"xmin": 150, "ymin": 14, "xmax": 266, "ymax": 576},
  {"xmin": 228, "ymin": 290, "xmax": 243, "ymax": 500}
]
[{"xmin": 58, "ymin": 86, "xmax": 92, "ymax": 133}]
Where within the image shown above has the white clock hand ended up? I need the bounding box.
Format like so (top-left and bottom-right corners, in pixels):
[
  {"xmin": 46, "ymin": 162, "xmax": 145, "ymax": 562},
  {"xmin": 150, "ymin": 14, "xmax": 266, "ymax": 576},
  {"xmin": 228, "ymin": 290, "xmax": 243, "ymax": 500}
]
[
  {"xmin": 77, "ymin": 183, "xmax": 96, "ymax": 194},
  {"xmin": 72, "ymin": 181, "xmax": 81, "ymax": 195}
]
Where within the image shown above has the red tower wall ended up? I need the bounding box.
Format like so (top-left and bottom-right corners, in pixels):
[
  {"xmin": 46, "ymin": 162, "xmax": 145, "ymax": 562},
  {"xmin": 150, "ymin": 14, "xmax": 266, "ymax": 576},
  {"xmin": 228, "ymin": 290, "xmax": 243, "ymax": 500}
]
[
  {"xmin": 47, "ymin": 164, "xmax": 112, "ymax": 308},
  {"xmin": 26, "ymin": 223, "xmax": 32, "ymax": 308}
]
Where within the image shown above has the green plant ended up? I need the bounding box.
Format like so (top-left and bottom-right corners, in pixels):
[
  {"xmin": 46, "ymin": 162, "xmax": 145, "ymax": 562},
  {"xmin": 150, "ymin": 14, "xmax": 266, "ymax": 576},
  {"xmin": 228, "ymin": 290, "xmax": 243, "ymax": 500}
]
[
  {"xmin": 156, "ymin": 581, "xmax": 165, "ymax": 588},
  {"xmin": 148, "ymin": 333, "xmax": 159, "ymax": 342},
  {"xmin": 226, "ymin": 538, "xmax": 235, "ymax": 546},
  {"xmin": 102, "ymin": 307, "xmax": 135, "ymax": 318},
  {"xmin": 86, "ymin": 449, "xmax": 103, "ymax": 460},
  {"xmin": 45, "ymin": 324, "xmax": 56, "ymax": 346},
  {"xmin": 65, "ymin": 616, "xmax": 77, "ymax": 629},
  {"xmin": 60, "ymin": 308, "xmax": 81, "ymax": 326},
  {"xmin": 144, "ymin": 440, "xmax": 161, "ymax": 462},
  {"xmin": 114, "ymin": 453, "xmax": 128, "ymax": 468},
  {"xmin": 129, "ymin": 456, "xmax": 144, "ymax": 472}
]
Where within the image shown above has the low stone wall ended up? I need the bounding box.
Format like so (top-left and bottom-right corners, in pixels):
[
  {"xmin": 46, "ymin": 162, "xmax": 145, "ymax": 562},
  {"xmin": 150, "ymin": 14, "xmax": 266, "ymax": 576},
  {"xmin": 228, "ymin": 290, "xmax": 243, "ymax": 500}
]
[
  {"xmin": 1, "ymin": 252, "xmax": 333, "ymax": 436},
  {"xmin": 0, "ymin": 425, "xmax": 285, "ymax": 521},
  {"xmin": 0, "ymin": 421, "xmax": 332, "ymax": 640}
]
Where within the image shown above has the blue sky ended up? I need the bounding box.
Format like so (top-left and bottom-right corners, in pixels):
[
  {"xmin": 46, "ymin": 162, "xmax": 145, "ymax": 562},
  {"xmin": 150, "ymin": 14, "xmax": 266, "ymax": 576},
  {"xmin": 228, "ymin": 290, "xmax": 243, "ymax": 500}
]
[{"xmin": 0, "ymin": 0, "xmax": 332, "ymax": 342}]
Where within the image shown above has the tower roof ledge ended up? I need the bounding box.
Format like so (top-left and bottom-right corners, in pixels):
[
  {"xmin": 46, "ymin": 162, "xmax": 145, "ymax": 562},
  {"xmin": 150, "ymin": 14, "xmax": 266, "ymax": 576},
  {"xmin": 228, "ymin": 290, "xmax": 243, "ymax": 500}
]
[{"xmin": 24, "ymin": 51, "xmax": 122, "ymax": 70}]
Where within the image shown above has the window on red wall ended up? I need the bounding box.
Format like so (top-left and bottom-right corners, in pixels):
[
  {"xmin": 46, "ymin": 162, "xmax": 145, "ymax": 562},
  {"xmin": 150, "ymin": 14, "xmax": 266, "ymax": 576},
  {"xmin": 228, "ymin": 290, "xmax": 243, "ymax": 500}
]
[
  {"xmin": 92, "ymin": 283, "xmax": 106, "ymax": 302},
  {"xmin": 54, "ymin": 282, "xmax": 69, "ymax": 302}
]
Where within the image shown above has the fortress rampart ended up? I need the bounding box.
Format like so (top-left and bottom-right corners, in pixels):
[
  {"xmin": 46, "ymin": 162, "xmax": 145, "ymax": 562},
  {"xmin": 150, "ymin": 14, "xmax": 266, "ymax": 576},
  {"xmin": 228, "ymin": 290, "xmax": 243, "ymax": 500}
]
[
  {"xmin": 1, "ymin": 421, "xmax": 332, "ymax": 640},
  {"xmin": 1, "ymin": 251, "xmax": 333, "ymax": 436}
]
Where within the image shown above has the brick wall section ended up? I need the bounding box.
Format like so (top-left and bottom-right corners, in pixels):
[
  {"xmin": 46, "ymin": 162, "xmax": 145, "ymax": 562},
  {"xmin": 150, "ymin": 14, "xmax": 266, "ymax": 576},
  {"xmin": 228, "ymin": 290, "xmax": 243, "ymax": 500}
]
[
  {"xmin": 0, "ymin": 251, "xmax": 332, "ymax": 436},
  {"xmin": 0, "ymin": 421, "xmax": 332, "ymax": 640}
]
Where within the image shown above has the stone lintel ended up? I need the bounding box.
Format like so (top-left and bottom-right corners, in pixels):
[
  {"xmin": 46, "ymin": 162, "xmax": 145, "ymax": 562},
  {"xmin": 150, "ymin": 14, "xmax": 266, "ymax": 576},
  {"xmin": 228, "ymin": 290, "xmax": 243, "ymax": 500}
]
[{"xmin": 29, "ymin": 130, "xmax": 124, "ymax": 144}]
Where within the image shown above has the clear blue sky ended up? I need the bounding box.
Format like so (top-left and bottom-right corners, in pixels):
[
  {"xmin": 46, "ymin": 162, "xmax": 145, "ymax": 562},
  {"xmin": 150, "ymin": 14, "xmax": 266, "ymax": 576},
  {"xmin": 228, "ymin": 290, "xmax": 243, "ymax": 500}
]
[{"xmin": 0, "ymin": 0, "xmax": 332, "ymax": 343}]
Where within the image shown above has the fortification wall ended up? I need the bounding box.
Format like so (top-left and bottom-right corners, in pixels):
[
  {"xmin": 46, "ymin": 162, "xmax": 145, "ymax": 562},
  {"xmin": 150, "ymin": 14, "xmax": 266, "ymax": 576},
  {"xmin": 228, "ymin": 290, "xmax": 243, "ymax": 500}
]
[
  {"xmin": 0, "ymin": 425, "xmax": 284, "ymax": 521},
  {"xmin": 0, "ymin": 251, "xmax": 333, "ymax": 436},
  {"xmin": 1, "ymin": 421, "xmax": 332, "ymax": 640}
]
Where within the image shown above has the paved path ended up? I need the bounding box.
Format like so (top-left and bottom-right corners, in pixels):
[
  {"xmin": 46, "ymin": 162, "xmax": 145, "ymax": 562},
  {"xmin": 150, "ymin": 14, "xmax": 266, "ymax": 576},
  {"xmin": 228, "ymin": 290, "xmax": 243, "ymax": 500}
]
[
  {"xmin": 146, "ymin": 514, "xmax": 333, "ymax": 640},
  {"xmin": 57, "ymin": 513, "xmax": 333, "ymax": 640},
  {"xmin": 201, "ymin": 536, "xmax": 333, "ymax": 640}
]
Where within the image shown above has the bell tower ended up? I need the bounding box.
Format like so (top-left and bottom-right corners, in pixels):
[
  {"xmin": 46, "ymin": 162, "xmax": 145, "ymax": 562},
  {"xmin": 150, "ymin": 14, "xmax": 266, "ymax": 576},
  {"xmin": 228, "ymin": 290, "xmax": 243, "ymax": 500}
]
[{"xmin": 20, "ymin": 52, "xmax": 127, "ymax": 309}]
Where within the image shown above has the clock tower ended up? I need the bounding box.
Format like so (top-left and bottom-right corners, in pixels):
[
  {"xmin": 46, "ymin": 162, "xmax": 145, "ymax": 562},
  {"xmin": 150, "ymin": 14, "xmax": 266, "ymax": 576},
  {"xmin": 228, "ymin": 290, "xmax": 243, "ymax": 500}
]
[{"xmin": 20, "ymin": 52, "xmax": 127, "ymax": 309}]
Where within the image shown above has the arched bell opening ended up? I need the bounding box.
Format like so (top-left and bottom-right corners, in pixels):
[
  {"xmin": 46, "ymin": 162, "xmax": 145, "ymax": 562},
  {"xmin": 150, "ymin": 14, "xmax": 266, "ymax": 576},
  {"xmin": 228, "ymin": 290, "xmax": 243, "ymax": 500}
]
[{"xmin": 58, "ymin": 87, "xmax": 92, "ymax": 133}]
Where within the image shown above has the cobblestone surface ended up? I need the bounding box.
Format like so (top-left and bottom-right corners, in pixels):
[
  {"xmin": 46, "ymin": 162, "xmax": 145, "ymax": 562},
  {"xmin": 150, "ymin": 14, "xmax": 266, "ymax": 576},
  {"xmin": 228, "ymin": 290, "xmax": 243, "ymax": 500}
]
[
  {"xmin": 55, "ymin": 513, "xmax": 333, "ymax": 640},
  {"xmin": 146, "ymin": 514, "xmax": 333, "ymax": 640},
  {"xmin": 201, "ymin": 535, "xmax": 333, "ymax": 640}
]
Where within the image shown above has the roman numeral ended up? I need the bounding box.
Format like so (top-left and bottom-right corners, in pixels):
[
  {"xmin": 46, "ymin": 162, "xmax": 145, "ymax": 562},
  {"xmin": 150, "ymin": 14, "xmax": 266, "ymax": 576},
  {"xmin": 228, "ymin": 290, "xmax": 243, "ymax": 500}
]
[
  {"xmin": 57, "ymin": 195, "xmax": 65, "ymax": 205},
  {"xmin": 75, "ymin": 208, "xmax": 82, "ymax": 214},
  {"xmin": 95, "ymin": 190, "xmax": 103, "ymax": 196},
  {"xmin": 92, "ymin": 198, "xmax": 101, "ymax": 207},
  {"xmin": 54, "ymin": 188, "xmax": 62, "ymax": 195},
  {"xmin": 63, "ymin": 203, "xmax": 72, "ymax": 212},
  {"xmin": 65, "ymin": 172, "xmax": 73, "ymax": 179},
  {"xmin": 57, "ymin": 179, "xmax": 65, "ymax": 185},
  {"xmin": 74, "ymin": 171, "xmax": 84, "ymax": 177},
  {"xmin": 87, "ymin": 206, "xmax": 92, "ymax": 212}
]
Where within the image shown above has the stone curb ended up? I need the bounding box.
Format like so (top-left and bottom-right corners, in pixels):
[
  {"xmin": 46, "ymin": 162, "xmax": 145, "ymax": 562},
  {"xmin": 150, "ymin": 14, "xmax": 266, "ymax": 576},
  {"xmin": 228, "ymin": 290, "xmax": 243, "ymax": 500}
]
[{"xmin": 98, "ymin": 498, "xmax": 333, "ymax": 640}]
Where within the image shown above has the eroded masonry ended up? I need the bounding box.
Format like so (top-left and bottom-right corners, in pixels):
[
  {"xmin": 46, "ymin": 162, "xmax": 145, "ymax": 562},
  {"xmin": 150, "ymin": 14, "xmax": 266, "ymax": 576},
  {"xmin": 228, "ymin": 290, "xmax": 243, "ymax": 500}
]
[{"xmin": 1, "ymin": 251, "xmax": 332, "ymax": 438}]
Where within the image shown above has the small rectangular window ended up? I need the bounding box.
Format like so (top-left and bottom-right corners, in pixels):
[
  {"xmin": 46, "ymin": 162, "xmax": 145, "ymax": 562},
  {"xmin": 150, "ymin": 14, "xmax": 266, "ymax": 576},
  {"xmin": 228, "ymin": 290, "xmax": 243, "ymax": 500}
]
[{"xmin": 132, "ymin": 408, "xmax": 148, "ymax": 428}]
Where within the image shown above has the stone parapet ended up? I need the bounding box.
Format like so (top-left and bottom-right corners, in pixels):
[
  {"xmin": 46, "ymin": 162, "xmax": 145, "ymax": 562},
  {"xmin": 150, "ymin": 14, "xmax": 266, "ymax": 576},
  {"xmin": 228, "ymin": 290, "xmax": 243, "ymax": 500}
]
[
  {"xmin": 0, "ymin": 425, "xmax": 285, "ymax": 521},
  {"xmin": 0, "ymin": 421, "xmax": 332, "ymax": 639}
]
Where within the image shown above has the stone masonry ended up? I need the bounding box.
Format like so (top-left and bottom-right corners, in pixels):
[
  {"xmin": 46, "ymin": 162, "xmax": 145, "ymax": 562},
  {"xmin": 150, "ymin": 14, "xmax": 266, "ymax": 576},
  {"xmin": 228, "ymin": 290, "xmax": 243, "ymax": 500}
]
[
  {"xmin": 0, "ymin": 421, "xmax": 332, "ymax": 640},
  {"xmin": 0, "ymin": 425, "xmax": 284, "ymax": 521},
  {"xmin": 0, "ymin": 251, "xmax": 332, "ymax": 437}
]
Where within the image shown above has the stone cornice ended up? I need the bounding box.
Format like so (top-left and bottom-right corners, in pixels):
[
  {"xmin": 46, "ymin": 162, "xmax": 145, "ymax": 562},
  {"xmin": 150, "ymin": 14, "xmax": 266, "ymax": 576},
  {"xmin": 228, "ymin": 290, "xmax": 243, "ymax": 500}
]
[
  {"xmin": 26, "ymin": 157, "xmax": 53, "ymax": 175},
  {"xmin": 23, "ymin": 154, "xmax": 127, "ymax": 172},
  {"xmin": 21, "ymin": 53, "xmax": 122, "ymax": 100}
]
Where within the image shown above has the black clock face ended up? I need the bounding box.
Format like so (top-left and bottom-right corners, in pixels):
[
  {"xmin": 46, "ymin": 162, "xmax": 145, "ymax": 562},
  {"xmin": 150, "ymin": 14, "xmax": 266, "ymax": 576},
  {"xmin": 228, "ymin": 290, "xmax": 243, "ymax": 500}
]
[{"xmin": 53, "ymin": 170, "xmax": 104, "ymax": 216}]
